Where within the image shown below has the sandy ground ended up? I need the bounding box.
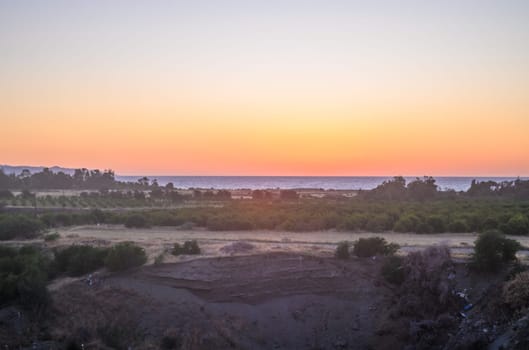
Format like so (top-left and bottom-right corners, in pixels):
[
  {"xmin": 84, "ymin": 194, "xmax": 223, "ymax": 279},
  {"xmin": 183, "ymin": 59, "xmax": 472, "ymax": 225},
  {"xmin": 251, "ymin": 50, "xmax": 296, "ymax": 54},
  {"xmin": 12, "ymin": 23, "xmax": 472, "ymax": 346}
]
[
  {"xmin": 49, "ymin": 253, "xmax": 392, "ymax": 349},
  {"xmin": 47, "ymin": 225, "xmax": 529, "ymax": 263}
]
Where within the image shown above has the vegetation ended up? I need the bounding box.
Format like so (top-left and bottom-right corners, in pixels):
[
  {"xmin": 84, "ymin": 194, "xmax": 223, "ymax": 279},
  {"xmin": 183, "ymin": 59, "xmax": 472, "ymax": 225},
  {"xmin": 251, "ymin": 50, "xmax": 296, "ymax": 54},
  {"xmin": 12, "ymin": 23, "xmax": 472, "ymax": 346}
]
[
  {"xmin": 43, "ymin": 232, "xmax": 61, "ymax": 241},
  {"xmin": 352, "ymin": 237, "xmax": 399, "ymax": 257},
  {"xmin": 501, "ymin": 213, "xmax": 529, "ymax": 235},
  {"xmin": 0, "ymin": 246, "xmax": 52, "ymax": 309},
  {"xmin": 503, "ymin": 271, "xmax": 529, "ymax": 310},
  {"xmin": 105, "ymin": 242, "xmax": 147, "ymax": 271},
  {"xmin": 381, "ymin": 255, "xmax": 405, "ymax": 285},
  {"xmin": 172, "ymin": 240, "xmax": 201, "ymax": 256},
  {"xmin": 54, "ymin": 245, "xmax": 108, "ymax": 277},
  {"xmin": 2, "ymin": 195, "xmax": 529, "ymax": 236},
  {"xmin": 125, "ymin": 213, "xmax": 151, "ymax": 228},
  {"xmin": 472, "ymin": 230, "xmax": 522, "ymax": 272},
  {"xmin": 334, "ymin": 241, "xmax": 351, "ymax": 259},
  {"xmin": 0, "ymin": 214, "xmax": 43, "ymax": 240}
]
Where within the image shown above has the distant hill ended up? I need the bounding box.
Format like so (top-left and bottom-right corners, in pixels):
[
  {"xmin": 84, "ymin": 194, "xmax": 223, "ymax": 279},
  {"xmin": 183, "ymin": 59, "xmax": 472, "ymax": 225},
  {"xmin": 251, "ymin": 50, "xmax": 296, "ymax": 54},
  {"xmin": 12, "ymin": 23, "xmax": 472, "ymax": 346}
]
[{"xmin": 0, "ymin": 164, "xmax": 77, "ymax": 175}]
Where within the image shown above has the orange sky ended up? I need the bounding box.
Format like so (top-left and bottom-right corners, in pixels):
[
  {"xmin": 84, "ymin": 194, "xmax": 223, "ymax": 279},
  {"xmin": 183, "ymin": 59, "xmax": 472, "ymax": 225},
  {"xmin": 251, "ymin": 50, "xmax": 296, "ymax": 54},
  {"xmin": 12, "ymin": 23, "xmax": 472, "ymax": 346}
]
[{"xmin": 1, "ymin": 1, "xmax": 529, "ymax": 176}]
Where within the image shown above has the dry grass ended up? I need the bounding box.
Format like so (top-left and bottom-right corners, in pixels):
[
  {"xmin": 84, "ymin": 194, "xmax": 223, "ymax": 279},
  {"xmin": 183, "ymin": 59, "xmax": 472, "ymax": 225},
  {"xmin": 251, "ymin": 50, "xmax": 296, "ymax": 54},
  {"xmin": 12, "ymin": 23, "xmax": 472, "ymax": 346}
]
[{"xmin": 49, "ymin": 225, "xmax": 529, "ymax": 263}]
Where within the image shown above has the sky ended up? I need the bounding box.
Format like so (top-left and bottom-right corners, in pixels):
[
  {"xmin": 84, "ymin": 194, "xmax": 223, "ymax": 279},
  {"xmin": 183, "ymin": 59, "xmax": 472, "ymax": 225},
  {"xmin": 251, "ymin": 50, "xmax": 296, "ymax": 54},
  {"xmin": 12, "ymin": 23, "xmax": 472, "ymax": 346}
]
[{"xmin": 1, "ymin": 0, "xmax": 528, "ymax": 176}]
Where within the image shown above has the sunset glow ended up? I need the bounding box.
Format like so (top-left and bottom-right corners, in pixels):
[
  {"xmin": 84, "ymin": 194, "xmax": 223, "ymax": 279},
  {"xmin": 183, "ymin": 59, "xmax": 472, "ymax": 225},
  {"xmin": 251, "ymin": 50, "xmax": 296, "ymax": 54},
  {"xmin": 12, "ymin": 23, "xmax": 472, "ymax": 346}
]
[{"xmin": 1, "ymin": 1, "xmax": 528, "ymax": 175}]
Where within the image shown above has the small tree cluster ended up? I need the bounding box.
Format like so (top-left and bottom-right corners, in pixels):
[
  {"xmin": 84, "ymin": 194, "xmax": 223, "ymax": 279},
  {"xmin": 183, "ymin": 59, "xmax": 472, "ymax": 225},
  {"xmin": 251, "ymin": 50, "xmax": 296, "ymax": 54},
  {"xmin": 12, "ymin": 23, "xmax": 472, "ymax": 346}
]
[
  {"xmin": 381, "ymin": 255, "xmax": 405, "ymax": 285},
  {"xmin": 54, "ymin": 245, "xmax": 108, "ymax": 276},
  {"xmin": 0, "ymin": 246, "xmax": 52, "ymax": 309},
  {"xmin": 0, "ymin": 215, "xmax": 43, "ymax": 240},
  {"xmin": 105, "ymin": 242, "xmax": 147, "ymax": 271},
  {"xmin": 172, "ymin": 240, "xmax": 201, "ymax": 256},
  {"xmin": 352, "ymin": 237, "xmax": 399, "ymax": 257},
  {"xmin": 335, "ymin": 241, "xmax": 351, "ymax": 259},
  {"xmin": 472, "ymin": 230, "xmax": 522, "ymax": 272},
  {"xmin": 124, "ymin": 213, "xmax": 150, "ymax": 228}
]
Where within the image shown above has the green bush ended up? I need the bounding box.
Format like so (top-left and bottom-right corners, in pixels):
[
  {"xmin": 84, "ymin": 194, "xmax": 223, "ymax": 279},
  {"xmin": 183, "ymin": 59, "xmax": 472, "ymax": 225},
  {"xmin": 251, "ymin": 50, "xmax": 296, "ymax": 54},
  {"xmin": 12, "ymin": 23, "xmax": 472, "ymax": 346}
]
[
  {"xmin": 448, "ymin": 219, "xmax": 469, "ymax": 233},
  {"xmin": 426, "ymin": 215, "xmax": 446, "ymax": 233},
  {"xmin": 381, "ymin": 255, "xmax": 405, "ymax": 285},
  {"xmin": 206, "ymin": 215, "xmax": 253, "ymax": 231},
  {"xmin": 343, "ymin": 214, "xmax": 368, "ymax": 231},
  {"xmin": 124, "ymin": 213, "xmax": 150, "ymax": 228},
  {"xmin": 501, "ymin": 213, "xmax": 529, "ymax": 235},
  {"xmin": 365, "ymin": 214, "xmax": 392, "ymax": 232},
  {"xmin": 0, "ymin": 215, "xmax": 43, "ymax": 240},
  {"xmin": 353, "ymin": 237, "xmax": 399, "ymax": 257},
  {"xmin": 393, "ymin": 214, "xmax": 420, "ymax": 233},
  {"xmin": 54, "ymin": 245, "xmax": 108, "ymax": 276},
  {"xmin": 105, "ymin": 242, "xmax": 147, "ymax": 271},
  {"xmin": 472, "ymin": 230, "xmax": 522, "ymax": 272},
  {"xmin": 335, "ymin": 241, "xmax": 351, "ymax": 259},
  {"xmin": 172, "ymin": 240, "xmax": 201, "ymax": 256},
  {"xmin": 44, "ymin": 232, "xmax": 61, "ymax": 242},
  {"xmin": 0, "ymin": 246, "xmax": 52, "ymax": 309}
]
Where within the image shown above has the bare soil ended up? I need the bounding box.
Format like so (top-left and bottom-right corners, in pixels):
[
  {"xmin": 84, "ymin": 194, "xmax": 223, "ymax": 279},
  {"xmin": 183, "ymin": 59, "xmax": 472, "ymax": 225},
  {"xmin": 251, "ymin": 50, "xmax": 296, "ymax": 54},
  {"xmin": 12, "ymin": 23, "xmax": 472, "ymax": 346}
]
[{"xmin": 48, "ymin": 253, "xmax": 393, "ymax": 349}]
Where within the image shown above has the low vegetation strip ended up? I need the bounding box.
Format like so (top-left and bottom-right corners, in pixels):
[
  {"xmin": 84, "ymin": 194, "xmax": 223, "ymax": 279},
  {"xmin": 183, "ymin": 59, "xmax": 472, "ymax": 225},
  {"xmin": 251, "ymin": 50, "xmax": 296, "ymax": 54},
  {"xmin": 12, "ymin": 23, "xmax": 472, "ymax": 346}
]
[{"xmin": 2, "ymin": 196, "xmax": 529, "ymax": 241}]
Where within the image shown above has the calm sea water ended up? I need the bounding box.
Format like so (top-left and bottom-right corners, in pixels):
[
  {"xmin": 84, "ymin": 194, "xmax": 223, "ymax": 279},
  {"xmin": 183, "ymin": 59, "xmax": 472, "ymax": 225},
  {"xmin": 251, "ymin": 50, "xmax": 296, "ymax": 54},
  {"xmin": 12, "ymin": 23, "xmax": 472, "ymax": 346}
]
[{"xmin": 116, "ymin": 176, "xmax": 528, "ymax": 192}]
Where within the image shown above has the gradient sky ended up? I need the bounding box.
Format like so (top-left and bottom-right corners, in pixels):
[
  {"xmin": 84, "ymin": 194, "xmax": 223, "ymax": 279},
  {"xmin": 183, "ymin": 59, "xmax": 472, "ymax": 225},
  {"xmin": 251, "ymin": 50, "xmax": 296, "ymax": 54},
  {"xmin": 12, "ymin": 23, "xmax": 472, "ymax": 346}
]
[{"xmin": 1, "ymin": 0, "xmax": 528, "ymax": 176}]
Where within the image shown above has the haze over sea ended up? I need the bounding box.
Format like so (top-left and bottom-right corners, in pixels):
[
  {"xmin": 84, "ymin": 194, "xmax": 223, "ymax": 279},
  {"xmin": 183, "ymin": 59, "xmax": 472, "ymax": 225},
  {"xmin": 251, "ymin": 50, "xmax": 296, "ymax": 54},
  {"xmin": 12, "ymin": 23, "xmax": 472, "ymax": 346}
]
[{"xmin": 116, "ymin": 176, "xmax": 529, "ymax": 192}]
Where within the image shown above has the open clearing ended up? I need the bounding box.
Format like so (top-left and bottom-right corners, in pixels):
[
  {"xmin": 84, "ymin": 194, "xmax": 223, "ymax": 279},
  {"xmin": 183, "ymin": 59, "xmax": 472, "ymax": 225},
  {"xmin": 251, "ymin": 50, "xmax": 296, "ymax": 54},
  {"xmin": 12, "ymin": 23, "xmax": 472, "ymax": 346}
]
[{"xmin": 48, "ymin": 225, "xmax": 529, "ymax": 262}]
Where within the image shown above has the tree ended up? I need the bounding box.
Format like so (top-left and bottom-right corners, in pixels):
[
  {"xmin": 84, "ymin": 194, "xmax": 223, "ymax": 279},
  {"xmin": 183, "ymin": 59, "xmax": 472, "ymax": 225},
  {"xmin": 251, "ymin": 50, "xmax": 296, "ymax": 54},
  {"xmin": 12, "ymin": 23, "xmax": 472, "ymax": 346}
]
[
  {"xmin": 352, "ymin": 237, "xmax": 399, "ymax": 257},
  {"xmin": 335, "ymin": 241, "xmax": 351, "ymax": 259},
  {"xmin": 365, "ymin": 176, "xmax": 407, "ymax": 200},
  {"xmin": 501, "ymin": 214, "xmax": 529, "ymax": 235},
  {"xmin": 105, "ymin": 242, "xmax": 147, "ymax": 271},
  {"xmin": 472, "ymin": 230, "xmax": 522, "ymax": 272},
  {"xmin": 407, "ymin": 176, "xmax": 438, "ymax": 201}
]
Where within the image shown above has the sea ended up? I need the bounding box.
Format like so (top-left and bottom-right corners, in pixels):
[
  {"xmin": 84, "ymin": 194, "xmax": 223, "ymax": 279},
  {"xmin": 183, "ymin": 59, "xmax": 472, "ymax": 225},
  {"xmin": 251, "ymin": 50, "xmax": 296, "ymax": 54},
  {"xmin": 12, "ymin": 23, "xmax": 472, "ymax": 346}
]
[{"xmin": 115, "ymin": 176, "xmax": 529, "ymax": 192}]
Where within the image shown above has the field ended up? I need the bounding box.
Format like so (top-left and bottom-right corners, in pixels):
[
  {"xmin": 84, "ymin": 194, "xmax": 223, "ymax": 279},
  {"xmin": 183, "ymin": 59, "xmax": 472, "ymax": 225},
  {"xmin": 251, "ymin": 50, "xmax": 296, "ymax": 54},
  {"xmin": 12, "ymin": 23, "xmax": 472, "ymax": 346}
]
[{"xmin": 43, "ymin": 225, "xmax": 529, "ymax": 262}]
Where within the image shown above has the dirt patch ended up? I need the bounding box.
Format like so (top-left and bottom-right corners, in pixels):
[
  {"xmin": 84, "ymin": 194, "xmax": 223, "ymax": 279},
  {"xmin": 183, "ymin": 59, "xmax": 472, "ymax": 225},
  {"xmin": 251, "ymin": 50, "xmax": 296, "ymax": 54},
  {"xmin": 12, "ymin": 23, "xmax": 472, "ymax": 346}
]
[{"xmin": 43, "ymin": 253, "xmax": 392, "ymax": 349}]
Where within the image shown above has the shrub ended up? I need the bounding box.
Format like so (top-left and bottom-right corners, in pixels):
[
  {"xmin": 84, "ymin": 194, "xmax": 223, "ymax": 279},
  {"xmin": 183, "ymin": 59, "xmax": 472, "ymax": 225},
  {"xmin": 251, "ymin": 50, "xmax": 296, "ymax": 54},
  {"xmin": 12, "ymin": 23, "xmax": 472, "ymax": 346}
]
[
  {"xmin": 501, "ymin": 213, "xmax": 529, "ymax": 235},
  {"xmin": 393, "ymin": 214, "xmax": 420, "ymax": 233},
  {"xmin": 206, "ymin": 216, "xmax": 253, "ymax": 231},
  {"xmin": 0, "ymin": 246, "xmax": 52, "ymax": 309},
  {"xmin": 343, "ymin": 214, "xmax": 368, "ymax": 231},
  {"xmin": 381, "ymin": 255, "xmax": 405, "ymax": 285},
  {"xmin": 44, "ymin": 232, "xmax": 61, "ymax": 242},
  {"xmin": 335, "ymin": 241, "xmax": 351, "ymax": 259},
  {"xmin": 426, "ymin": 215, "xmax": 446, "ymax": 233},
  {"xmin": 124, "ymin": 213, "xmax": 150, "ymax": 228},
  {"xmin": 105, "ymin": 242, "xmax": 147, "ymax": 271},
  {"xmin": 448, "ymin": 219, "xmax": 469, "ymax": 233},
  {"xmin": 400, "ymin": 246, "xmax": 456, "ymax": 308},
  {"xmin": 172, "ymin": 240, "xmax": 201, "ymax": 256},
  {"xmin": 472, "ymin": 230, "xmax": 522, "ymax": 272},
  {"xmin": 54, "ymin": 245, "xmax": 108, "ymax": 276},
  {"xmin": 365, "ymin": 214, "xmax": 392, "ymax": 232},
  {"xmin": 0, "ymin": 215, "xmax": 43, "ymax": 240},
  {"xmin": 503, "ymin": 271, "xmax": 529, "ymax": 310},
  {"xmin": 352, "ymin": 237, "xmax": 399, "ymax": 258}
]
